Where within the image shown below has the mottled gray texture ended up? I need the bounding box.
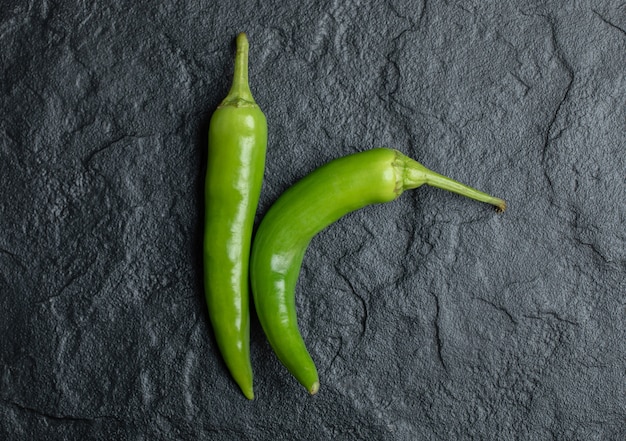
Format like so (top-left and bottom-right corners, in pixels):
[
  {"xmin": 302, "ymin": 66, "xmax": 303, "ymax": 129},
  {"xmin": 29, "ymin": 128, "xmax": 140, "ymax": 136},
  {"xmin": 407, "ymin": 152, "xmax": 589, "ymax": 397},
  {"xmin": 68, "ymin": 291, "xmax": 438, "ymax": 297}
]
[{"xmin": 1, "ymin": 0, "xmax": 625, "ymax": 439}]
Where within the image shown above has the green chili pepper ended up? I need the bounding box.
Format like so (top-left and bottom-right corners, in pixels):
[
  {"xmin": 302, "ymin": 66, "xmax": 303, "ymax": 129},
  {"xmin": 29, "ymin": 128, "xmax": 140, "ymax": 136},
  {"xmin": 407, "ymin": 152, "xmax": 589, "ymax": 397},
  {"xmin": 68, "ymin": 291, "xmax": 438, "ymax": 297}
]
[
  {"xmin": 204, "ymin": 33, "xmax": 267, "ymax": 400},
  {"xmin": 250, "ymin": 148, "xmax": 505, "ymax": 394}
]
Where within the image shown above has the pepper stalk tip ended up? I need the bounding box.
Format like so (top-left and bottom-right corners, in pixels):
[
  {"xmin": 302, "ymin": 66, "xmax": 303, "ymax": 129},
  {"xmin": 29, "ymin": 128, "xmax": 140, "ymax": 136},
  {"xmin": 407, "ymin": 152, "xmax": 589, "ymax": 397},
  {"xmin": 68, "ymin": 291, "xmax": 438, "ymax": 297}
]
[
  {"xmin": 236, "ymin": 32, "xmax": 249, "ymax": 52},
  {"xmin": 494, "ymin": 199, "xmax": 507, "ymax": 213}
]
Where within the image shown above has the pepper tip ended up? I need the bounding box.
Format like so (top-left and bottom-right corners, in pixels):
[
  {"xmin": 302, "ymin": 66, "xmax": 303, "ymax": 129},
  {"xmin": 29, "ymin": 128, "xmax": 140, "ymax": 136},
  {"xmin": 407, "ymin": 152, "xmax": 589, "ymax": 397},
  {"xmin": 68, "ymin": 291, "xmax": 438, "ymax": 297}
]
[
  {"xmin": 309, "ymin": 381, "xmax": 320, "ymax": 395},
  {"xmin": 242, "ymin": 387, "xmax": 254, "ymax": 400}
]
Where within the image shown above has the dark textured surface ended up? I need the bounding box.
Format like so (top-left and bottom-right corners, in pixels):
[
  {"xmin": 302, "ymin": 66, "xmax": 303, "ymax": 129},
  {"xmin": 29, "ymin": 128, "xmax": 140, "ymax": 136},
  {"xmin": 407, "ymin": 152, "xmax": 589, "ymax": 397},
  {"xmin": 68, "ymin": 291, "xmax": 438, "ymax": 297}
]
[{"xmin": 1, "ymin": 0, "xmax": 625, "ymax": 439}]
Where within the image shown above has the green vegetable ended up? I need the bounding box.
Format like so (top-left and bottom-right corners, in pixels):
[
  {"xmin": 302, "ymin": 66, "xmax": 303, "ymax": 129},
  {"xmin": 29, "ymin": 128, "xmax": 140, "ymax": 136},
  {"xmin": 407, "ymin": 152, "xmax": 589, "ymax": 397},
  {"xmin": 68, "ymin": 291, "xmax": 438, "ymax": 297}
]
[
  {"xmin": 204, "ymin": 33, "xmax": 267, "ymax": 400},
  {"xmin": 250, "ymin": 148, "xmax": 505, "ymax": 394}
]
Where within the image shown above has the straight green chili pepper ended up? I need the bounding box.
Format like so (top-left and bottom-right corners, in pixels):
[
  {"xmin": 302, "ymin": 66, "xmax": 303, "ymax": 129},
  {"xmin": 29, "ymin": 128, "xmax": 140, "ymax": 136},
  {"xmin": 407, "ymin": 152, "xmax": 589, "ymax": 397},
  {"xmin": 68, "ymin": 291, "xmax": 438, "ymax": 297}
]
[
  {"xmin": 250, "ymin": 148, "xmax": 505, "ymax": 394},
  {"xmin": 204, "ymin": 33, "xmax": 267, "ymax": 400}
]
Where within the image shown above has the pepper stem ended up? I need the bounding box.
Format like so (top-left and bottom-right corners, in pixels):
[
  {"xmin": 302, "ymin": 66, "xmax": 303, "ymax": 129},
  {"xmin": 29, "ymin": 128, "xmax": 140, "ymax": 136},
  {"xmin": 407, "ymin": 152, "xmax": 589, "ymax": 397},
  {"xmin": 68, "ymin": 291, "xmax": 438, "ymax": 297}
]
[
  {"xmin": 400, "ymin": 152, "xmax": 506, "ymax": 212},
  {"xmin": 221, "ymin": 33, "xmax": 255, "ymax": 106}
]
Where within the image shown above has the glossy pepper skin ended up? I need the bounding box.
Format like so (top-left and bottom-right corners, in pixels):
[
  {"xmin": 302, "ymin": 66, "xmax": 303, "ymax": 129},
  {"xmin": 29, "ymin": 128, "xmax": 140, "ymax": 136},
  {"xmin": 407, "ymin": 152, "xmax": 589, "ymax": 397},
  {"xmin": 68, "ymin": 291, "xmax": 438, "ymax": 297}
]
[
  {"xmin": 204, "ymin": 33, "xmax": 267, "ymax": 400},
  {"xmin": 250, "ymin": 148, "xmax": 505, "ymax": 394}
]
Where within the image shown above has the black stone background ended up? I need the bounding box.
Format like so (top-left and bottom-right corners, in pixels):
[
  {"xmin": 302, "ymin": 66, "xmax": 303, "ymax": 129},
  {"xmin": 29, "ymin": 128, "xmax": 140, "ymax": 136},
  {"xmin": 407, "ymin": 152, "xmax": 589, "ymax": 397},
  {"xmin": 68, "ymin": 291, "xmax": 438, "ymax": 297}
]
[{"xmin": 1, "ymin": 0, "xmax": 625, "ymax": 439}]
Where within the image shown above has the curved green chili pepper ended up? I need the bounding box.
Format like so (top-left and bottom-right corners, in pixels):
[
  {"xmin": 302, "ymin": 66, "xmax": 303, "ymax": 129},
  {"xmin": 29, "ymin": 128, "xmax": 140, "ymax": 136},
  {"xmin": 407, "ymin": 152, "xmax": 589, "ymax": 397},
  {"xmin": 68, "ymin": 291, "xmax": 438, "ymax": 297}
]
[
  {"xmin": 204, "ymin": 33, "xmax": 267, "ymax": 400},
  {"xmin": 250, "ymin": 148, "xmax": 505, "ymax": 394}
]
